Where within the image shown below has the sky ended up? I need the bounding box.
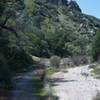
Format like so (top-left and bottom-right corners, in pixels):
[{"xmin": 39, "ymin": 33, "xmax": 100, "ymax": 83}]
[{"xmin": 75, "ymin": 0, "xmax": 100, "ymax": 19}]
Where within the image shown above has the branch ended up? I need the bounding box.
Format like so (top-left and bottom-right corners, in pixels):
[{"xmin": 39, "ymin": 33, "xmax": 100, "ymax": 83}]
[
  {"xmin": 0, "ymin": 24, "xmax": 19, "ymax": 37},
  {"xmin": 2, "ymin": 14, "xmax": 11, "ymax": 25}
]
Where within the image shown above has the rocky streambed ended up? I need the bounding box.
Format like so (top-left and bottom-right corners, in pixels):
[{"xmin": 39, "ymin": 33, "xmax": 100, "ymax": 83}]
[{"xmin": 51, "ymin": 65, "xmax": 100, "ymax": 100}]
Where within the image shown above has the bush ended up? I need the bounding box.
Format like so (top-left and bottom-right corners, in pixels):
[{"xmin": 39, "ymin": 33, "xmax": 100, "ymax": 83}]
[
  {"xmin": 50, "ymin": 56, "xmax": 61, "ymax": 68},
  {"xmin": 61, "ymin": 58, "xmax": 74, "ymax": 68},
  {"xmin": 72, "ymin": 56, "xmax": 90, "ymax": 66},
  {"xmin": 92, "ymin": 30, "xmax": 100, "ymax": 61}
]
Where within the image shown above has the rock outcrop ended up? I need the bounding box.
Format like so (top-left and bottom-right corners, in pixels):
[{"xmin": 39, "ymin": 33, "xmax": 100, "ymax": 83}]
[
  {"xmin": 68, "ymin": 0, "xmax": 81, "ymax": 12},
  {"xmin": 37, "ymin": 0, "xmax": 81, "ymax": 12}
]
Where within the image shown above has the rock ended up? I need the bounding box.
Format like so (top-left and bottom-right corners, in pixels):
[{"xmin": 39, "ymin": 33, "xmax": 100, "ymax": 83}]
[
  {"xmin": 32, "ymin": 56, "xmax": 41, "ymax": 62},
  {"xmin": 68, "ymin": 0, "xmax": 81, "ymax": 12}
]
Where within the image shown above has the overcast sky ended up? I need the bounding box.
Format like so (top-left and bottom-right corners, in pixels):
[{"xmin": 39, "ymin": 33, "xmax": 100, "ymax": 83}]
[{"xmin": 75, "ymin": 0, "xmax": 100, "ymax": 19}]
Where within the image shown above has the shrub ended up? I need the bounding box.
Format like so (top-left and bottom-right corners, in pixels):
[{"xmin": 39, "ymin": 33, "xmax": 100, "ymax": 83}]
[
  {"xmin": 61, "ymin": 58, "xmax": 74, "ymax": 68},
  {"xmin": 24, "ymin": 0, "xmax": 36, "ymax": 15},
  {"xmin": 92, "ymin": 30, "xmax": 100, "ymax": 61},
  {"xmin": 72, "ymin": 56, "xmax": 90, "ymax": 66},
  {"xmin": 50, "ymin": 56, "xmax": 61, "ymax": 68}
]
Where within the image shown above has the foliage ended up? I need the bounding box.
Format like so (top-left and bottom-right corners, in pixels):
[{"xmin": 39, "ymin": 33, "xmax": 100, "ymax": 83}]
[
  {"xmin": 0, "ymin": 0, "xmax": 100, "ymax": 59},
  {"xmin": 64, "ymin": 43, "xmax": 81, "ymax": 55},
  {"xmin": 24, "ymin": 0, "xmax": 36, "ymax": 15},
  {"xmin": 92, "ymin": 30, "xmax": 100, "ymax": 61},
  {"xmin": 46, "ymin": 67, "xmax": 55, "ymax": 78},
  {"xmin": 50, "ymin": 56, "xmax": 61, "ymax": 68},
  {"xmin": 92, "ymin": 64, "xmax": 100, "ymax": 78},
  {"xmin": 5, "ymin": 0, "xmax": 98, "ymax": 58},
  {"xmin": 41, "ymin": 18, "xmax": 56, "ymax": 40},
  {"xmin": 0, "ymin": 0, "xmax": 34, "ymax": 85}
]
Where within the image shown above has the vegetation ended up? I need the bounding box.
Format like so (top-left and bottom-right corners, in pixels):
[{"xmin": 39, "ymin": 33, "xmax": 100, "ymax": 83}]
[
  {"xmin": 46, "ymin": 67, "xmax": 55, "ymax": 79},
  {"xmin": 92, "ymin": 64, "xmax": 100, "ymax": 79},
  {"xmin": 92, "ymin": 30, "xmax": 100, "ymax": 61},
  {"xmin": 0, "ymin": 0, "xmax": 33, "ymax": 86},
  {"xmin": 50, "ymin": 56, "xmax": 61, "ymax": 68},
  {"xmin": 31, "ymin": 67, "xmax": 55, "ymax": 99}
]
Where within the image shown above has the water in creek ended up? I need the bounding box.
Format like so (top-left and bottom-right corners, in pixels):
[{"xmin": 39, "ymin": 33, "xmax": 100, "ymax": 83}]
[{"xmin": 0, "ymin": 71, "xmax": 47, "ymax": 100}]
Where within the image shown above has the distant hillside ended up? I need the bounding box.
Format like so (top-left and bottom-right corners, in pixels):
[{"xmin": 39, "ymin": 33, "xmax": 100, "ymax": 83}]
[{"xmin": 15, "ymin": 0, "xmax": 100, "ymax": 57}]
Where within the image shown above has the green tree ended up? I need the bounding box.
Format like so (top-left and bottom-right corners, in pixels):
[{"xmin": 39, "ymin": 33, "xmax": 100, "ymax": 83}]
[{"xmin": 92, "ymin": 30, "xmax": 100, "ymax": 61}]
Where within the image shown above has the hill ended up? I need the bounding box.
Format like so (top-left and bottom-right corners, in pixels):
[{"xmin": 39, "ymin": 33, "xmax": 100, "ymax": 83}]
[{"xmin": 15, "ymin": 0, "xmax": 100, "ymax": 57}]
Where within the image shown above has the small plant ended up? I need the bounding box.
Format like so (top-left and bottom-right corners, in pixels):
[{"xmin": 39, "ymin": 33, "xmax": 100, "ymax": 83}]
[
  {"xmin": 50, "ymin": 56, "xmax": 61, "ymax": 68},
  {"xmin": 92, "ymin": 30, "xmax": 100, "ymax": 61},
  {"xmin": 46, "ymin": 67, "xmax": 55, "ymax": 80},
  {"xmin": 91, "ymin": 64, "xmax": 100, "ymax": 79}
]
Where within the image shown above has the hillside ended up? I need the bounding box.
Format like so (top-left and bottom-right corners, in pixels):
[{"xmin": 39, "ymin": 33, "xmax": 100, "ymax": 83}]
[{"xmin": 13, "ymin": 0, "xmax": 100, "ymax": 57}]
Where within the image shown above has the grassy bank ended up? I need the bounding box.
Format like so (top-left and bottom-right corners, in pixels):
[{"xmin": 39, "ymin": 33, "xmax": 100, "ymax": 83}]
[
  {"xmin": 31, "ymin": 66, "xmax": 58, "ymax": 100},
  {"xmin": 90, "ymin": 63, "xmax": 100, "ymax": 79}
]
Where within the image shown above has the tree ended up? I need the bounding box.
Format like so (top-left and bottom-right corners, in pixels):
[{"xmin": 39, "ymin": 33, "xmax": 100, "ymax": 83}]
[
  {"xmin": 92, "ymin": 30, "xmax": 100, "ymax": 61},
  {"xmin": 0, "ymin": 0, "xmax": 22, "ymax": 37},
  {"xmin": 0, "ymin": 0, "xmax": 30, "ymax": 85}
]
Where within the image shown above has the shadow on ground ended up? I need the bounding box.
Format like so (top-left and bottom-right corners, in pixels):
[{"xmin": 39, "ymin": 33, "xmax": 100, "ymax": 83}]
[{"xmin": 50, "ymin": 78, "xmax": 77, "ymax": 86}]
